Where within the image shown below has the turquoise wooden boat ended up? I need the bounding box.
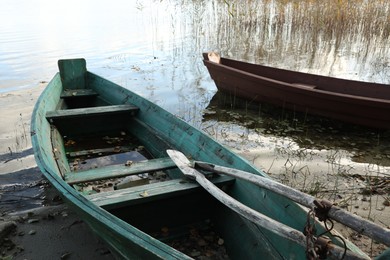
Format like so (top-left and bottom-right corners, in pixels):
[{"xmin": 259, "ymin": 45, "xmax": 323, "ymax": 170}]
[{"xmin": 31, "ymin": 59, "xmax": 373, "ymax": 259}]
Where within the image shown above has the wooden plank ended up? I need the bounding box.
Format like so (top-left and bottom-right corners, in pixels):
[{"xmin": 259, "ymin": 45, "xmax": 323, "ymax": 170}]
[
  {"xmin": 67, "ymin": 146, "xmax": 135, "ymax": 158},
  {"xmin": 65, "ymin": 157, "xmax": 176, "ymax": 184},
  {"xmin": 87, "ymin": 175, "xmax": 235, "ymax": 209},
  {"xmin": 58, "ymin": 59, "xmax": 87, "ymax": 89},
  {"xmin": 50, "ymin": 126, "xmax": 71, "ymax": 178},
  {"xmin": 46, "ymin": 104, "xmax": 139, "ymax": 120},
  {"xmin": 61, "ymin": 89, "xmax": 98, "ymax": 98},
  {"xmin": 194, "ymin": 161, "xmax": 390, "ymax": 247},
  {"xmin": 167, "ymin": 151, "xmax": 366, "ymax": 260}
]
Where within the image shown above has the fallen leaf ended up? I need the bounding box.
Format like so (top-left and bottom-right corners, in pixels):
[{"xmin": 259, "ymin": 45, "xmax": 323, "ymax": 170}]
[{"xmin": 139, "ymin": 191, "xmax": 149, "ymax": 197}]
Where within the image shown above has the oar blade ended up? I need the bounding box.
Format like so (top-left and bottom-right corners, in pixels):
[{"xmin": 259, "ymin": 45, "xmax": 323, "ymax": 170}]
[{"xmin": 166, "ymin": 149, "xmax": 196, "ymax": 179}]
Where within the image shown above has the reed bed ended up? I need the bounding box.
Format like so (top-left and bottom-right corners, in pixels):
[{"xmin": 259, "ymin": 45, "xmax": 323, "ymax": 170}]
[
  {"xmin": 205, "ymin": 0, "xmax": 390, "ymax": 79},
  {"xmin": 227, "ymin": 0, "xmax": 390, "ymax": 39}
]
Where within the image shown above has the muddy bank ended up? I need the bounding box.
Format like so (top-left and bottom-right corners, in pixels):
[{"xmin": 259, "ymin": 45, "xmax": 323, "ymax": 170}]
[{"xmin": 0, "ymin": 205, "xmax": 113, "ymax": 259}]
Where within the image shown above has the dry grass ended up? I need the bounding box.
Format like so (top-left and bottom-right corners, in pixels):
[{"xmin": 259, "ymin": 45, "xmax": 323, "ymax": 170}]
[
  {"xmin": 229, "ymin": 0, "xmax": 390, "ymax": 39},
  {"xmin": 213, "ymin": 0, "xmax": 390, "ymax": 78}
]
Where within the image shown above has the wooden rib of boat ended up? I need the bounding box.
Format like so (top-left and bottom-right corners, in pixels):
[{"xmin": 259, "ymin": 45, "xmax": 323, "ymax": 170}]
[
  {"xmin": 32, "ymin": 59, "xmax": 376, "ymax": 259},
  {"xmin": 202, "ymin": 52, "xmax": 390, "ymax": 129}
]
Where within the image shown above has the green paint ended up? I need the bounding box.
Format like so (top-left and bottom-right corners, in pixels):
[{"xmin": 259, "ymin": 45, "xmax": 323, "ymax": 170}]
[{"xmin": 30, "ymin": 59, "xmax": 370, "ymax": 260}]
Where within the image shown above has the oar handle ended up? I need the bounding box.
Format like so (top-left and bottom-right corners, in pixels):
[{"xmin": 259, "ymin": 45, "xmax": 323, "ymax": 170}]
[
  {"xmin": 190, "ymin": 163, "xmax": 368, "ymax": 260},
  {"xmin": 194, "ymin": 161, "xmax": 390, "ymax": 247},
  {"xmin": 167, "ymin": 150, "xmax": 369, "ymax": 259}
]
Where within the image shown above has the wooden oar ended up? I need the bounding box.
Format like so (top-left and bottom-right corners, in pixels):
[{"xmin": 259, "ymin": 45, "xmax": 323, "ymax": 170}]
[
  {"xmin": 192, "ymin": 161, "xmax": 390, "ymax": 247},
  {"xmin": 166, "ymin": 150, "xmax": 369, "ymax": 260}
]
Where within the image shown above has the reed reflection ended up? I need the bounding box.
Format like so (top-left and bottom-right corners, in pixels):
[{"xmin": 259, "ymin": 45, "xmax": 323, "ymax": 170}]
[{"xmin": 181, "ymin": 0, "xmax": 390, "ymax": 82}]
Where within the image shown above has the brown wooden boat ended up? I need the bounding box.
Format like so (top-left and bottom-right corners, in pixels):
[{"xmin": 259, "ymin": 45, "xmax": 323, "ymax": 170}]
[{"xmin": 203, "ymin": 52, "xmax": 390, "ymax": 129}]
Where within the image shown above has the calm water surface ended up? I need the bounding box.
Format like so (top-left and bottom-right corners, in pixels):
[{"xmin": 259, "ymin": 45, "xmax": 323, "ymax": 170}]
[{"xmin": 1, "ymin": 0, "xmax": 389, "ymax": 211}]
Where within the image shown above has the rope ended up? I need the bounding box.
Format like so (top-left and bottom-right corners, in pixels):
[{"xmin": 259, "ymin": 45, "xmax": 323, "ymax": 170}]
[
  {"xmin": 304, "ymin": 201, "xmax": 348, "ymax": 259},
  {"xmin": 304, "ymin": 209, "xmax": 318, "ymax": 259}
]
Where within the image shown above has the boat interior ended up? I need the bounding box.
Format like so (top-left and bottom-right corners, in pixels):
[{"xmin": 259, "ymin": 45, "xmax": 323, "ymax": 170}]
[
  {"xmin": 34, "ymin": 58, "xmax": 382, "ymax": 259},
  {"xmin": 44, "ymin": 80, "xmax": 284, "ymax": 258}
]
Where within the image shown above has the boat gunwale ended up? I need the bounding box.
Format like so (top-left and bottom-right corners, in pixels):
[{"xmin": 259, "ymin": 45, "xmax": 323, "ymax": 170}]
[
  {"xmin": 30, "ymin": 72, "xmax": 193, "ymax": 260},
  {"xmin": 31, "ymin": 60, "xmax": 371, "ymax": 259}
]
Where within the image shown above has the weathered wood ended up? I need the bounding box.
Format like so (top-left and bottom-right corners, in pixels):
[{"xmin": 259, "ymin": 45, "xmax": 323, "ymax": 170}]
[
  {"xmin": 167, "ymin": 150, "xmax": 369, "ymax": 260},
  {"xmin": 194, "ymin": 161, "xmax": 390, "ymax": 247},
  {"xmin": 46, "ymin": 104, "xmax": 139, "ymax": 121},
  {"xmin": 50, "ymin": 126, "xmax": 71, "ymax": 178},
  {"xmin": 67, "ymin": 146, "xmax": 135, "ymax": 158},
  {"xmin": 65, "ymin": 157, "xmax": 177, "ymax": 184},
  {"xmin": 328, "ymin": 207, "xmax": 390, "ymax": 247},
  {"xmin": 61, "ymin": 89, "xmax": 98, "ymax": 98},
  {"xmin": 115, "ymin": 175, "xmax": 149, "ymax": 190},
  {"xmin": 31, "ymin": 58, "xmax": 372, "ymax": 259},
  {"xmin": 58, "ymin": 59, "xmax": 87, "ymax": 90},
  {"xmin": 203, "ymin": 52, "xmax": 390, "ymax": 129},
  {"xmin": 87, "ymin": 175, "xmax": 235, "ymax": 209}
]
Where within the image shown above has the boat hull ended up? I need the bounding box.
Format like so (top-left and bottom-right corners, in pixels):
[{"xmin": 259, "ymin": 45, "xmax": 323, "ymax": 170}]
[
  {"xmin": 31, "ymin": 59, "xmax": 368, "ymax": 259},
  {"xmin": 203, "ymin": 53, "xmax": 390, "ymax": 129}
]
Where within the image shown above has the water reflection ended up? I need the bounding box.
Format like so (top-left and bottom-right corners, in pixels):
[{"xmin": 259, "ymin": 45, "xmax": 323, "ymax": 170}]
[
  {"xmin": 1, "ymin": 1, "xmax": 389, "ymax": 92},
  {"xmin": 1, "ymin": 1, "xmax": 389, "ymax": 171},
  {"xmin": 202, "ymin": 92, "xmax": 390, "ymax": 166},
  {"xmin": 199, "ymin": 0, "xmax": 390, "ymax": 82}
]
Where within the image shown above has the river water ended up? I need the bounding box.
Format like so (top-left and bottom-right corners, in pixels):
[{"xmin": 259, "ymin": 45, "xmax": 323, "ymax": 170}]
[{"xmin": 0, "ymin": 0, "xmax": 389, "ymax": 212}]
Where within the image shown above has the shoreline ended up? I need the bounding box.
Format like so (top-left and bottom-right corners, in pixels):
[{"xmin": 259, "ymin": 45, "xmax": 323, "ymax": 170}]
[
  {"xmin": 0, "ymin": 83, "xmax": 114, "ymax": 259},
  {"xmin": 0, "ymin": 204, "xmax": 114, "ymax": 259}
]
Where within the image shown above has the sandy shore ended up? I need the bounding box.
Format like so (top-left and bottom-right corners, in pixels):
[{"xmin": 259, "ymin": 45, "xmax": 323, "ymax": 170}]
[
  {"xmin": 0, "ymin": 84, "xmax": 114, "ymax": 259},
  {"xmin": 0, "ymin": 83, "xmax": 388, "ymax": 258}
]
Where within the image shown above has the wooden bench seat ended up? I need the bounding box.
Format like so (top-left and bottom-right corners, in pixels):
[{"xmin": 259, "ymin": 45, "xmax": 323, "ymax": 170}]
[
  {"xmin": 87, "ymin": 175, "xmax": 235, "ymax": 210},
  {"xmin": 67, "ymin": 146, "xmax": 135, "ymax": 158},
  {"xmin": 46, "ymin": 104, "xmax": 139, "ymax": 121},
  {"xmin": 65, "ymin": 157, "xmax": 176, "ymax": 184},
  {"xmin": 61, "ymin": 89, "xmax": 99, "ymax": 99}
]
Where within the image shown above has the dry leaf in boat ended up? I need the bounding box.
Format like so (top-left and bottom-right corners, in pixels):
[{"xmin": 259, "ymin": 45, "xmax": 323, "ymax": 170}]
[
  {"xmin": 64, "ymin": 140, "xmax": 76, "ymax": 146},
  {"xmin": 125, "ymin": 160, "xmax": 133, "ymax": 166},
  {"xmin": 139, "ymin": 191, "xmax": 149, "ymax": 197},
  {"xmin": 160, "ymin": 227, "xmax": 169, "ymax": 237}
]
